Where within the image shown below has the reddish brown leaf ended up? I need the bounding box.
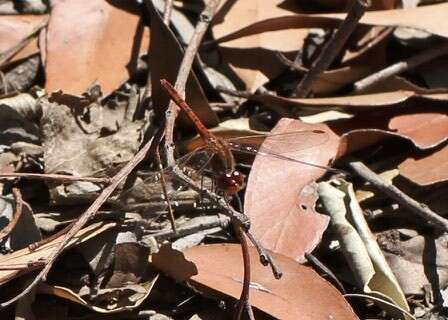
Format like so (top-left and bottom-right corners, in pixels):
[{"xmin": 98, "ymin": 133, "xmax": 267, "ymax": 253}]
[
  {"xmin": 151, "ymin": 244, "xmax": 358, "ymax": 320},
  {"xmin": 399, "ymin": 146, "xmax": 448, "ymax": 186},
  {"xmin": 0, "ymin": 15, "xmax": 46, "ymax": 66},
  {"xmin": 147, "ymin": 1, "xmax": 218, "ymax": 130},
  {"xmin": 244, "ymin": 118, "xmax": 340, "ymax": 261},
  {"xmin": 44, "ymin": 0, "xmax": 149, "ymax": 96},
  {"xmin": 252, "ymin": 91, "xmax": 448, "ymax": 111}
]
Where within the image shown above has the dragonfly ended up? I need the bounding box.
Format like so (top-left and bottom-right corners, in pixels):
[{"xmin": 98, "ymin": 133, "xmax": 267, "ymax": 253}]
[{"xmin": 116, "ymin": 80, "xmax": 338, "ymax": 212}]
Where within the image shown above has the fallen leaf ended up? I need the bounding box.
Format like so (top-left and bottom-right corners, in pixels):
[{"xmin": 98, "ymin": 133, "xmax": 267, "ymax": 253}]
[
  {"xmin": 37, "ymin": 275, "xmax": 158, "ymax": 313},
  {"xmin": 0, "ymin": 15, "xmax": 46, "ymax": 67},
  {"xmin": 44, "ymin": 0, "xmax": 150, "ymax": 96},
  {"xmin": 151, "ymin": 243, "xmax": 358, "ymax": 320},
  {"xmin": 252, "ymin": 90, "xmax": 448, "ymax": 111},
  {"xmin": 399, "ymin": 145, "xmax": 448, "ymax": 186},
  {"xmin": 318, "ymin": 180, "xmax": 410, "ymax": 318},
  {"xmin": 214, "ymin": 3, "xmax": 448, "ymax": 45},
  {"xmin": 244, "ymin": 118, "xmax": 340, "ymax": 261},
  {"xmin": 147, "ymin": 0, "xmax": 219, "ymax": 130},
  {"xmin": 0, "ymin": 221, "xmax": 116, "ymax": 285}
]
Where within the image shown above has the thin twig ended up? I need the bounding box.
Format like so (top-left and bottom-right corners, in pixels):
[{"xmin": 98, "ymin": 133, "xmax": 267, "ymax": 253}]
[
  {"xmin": 156, "ymin": 148, "xmax": 177, "ymax": 233},
  {"xmin": 276, "ymin": 52, "xmax": 308, "ymax": 73},
  {"xmin": 293, "ymin": 0, "xmax": 370, "ymax": 97},
  {"xmin": 163, "ymin": 0, "xmax": 174, "ymax": 25},
  {"xmin": 160, "ymin": 0, "xmax": 221, "ymax": 168},
  {"xmin": 234, "ymin": 226, "xmax": 255, "ymax": 320},
  {"xmin": 0, "ymin": 188, "xmax": 23, "ymax": 243},
  {"xmin": 246, "ymin": 230, "xmax": 282, "ymax": 279},
  {"xmin": 305, "ymin": 252, "xmax": 345, "ymax": 293},
  {"xmin": 348, "ymin": 161, "xmax": 448, "ymax": 232},
  {"xmin": 353, "ymin": 41, "xmax": 448, "ymax": 93},
  {"xmin": 0, "ymin": 172, "xmax": 109, "ymax": 184},
  {"xmin": 0, "ymin": 128, "xmax": 164, "ymax": 309}
]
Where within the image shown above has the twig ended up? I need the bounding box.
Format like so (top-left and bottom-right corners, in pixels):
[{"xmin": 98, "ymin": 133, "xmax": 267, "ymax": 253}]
[
  {"xmin": 304, "ymin": 252, "xmax": 345, "ymax": 293},
  {"xmin": 155, "ymin": 148, "xmax": 177, "ymax": 233},
  {"xmin": 293, "ymin": 0, "xmax": 369, "ymax": 97},
  {"xmin": 0, "ymin": 172, "xmax": 109, "ymax": 184},
  {"xmin": 353, "ymin": 41, "xmax": 448, "ymax": 93},
  {"xmin": 0, "ymin": 188, "xmax": 24, "ymax": 243},
  {"xmin": 234, "ymin": 227, "xmax": 255, "ymax": 320},
  {"xmin": 151, "ymin": 214, "xmax": 230, "ymax": 240},
  {"xmin": 276, "ymin": 52, "xmax": 308, "ymax": 73},
  {"xmin": 246, "ymin": 230, "xmax": 282, "ymax": 279},
  {"xmin": 348, "ymin": 161, "xmax": 448, "ymax": 232},
  {"xmin": 160, "ymin": 0, "xmax": 221, "ymax": 168},
  {"xmin": 163, "ymin": 0, "xmax": 174, "ymax": 25},
  {"xmin": 0, "ymin": 128, "xmax": 164, "ymax": 309}
]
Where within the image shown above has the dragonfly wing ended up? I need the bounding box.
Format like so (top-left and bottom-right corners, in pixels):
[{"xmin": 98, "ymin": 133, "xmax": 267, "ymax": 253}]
[
  {"xmin": 226, "ymin": 130, "xmax": 329, "ymax": 155},
  {"xmin": 115, "ymin": 147, "xmax": 215, "ymax": 211}
]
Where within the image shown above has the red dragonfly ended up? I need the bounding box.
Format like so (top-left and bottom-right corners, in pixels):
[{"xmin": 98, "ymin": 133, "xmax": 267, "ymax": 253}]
[
  {"xmin": 117, "ymin": 80, "xmax": 337, "ymax": 209},
  {"xmin": 159, "ymin": 79, "xmax": 336, "ymax": 195}
]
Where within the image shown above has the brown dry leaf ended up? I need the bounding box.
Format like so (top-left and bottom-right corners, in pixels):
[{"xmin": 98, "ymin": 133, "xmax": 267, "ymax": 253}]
[
  {"xmin": 244, "ymin": 118, "xmax": 340, "ymax": 261},
  {"xmin": 399, "ymin": 145, "xmax": 448, "ymax": 186},
  {"xmin": 148, "ymin": 0, "xmax": 218, "ymax": 130},
  {"xmin": 211, "ymin": 2, "xmax": 388, "ymax": 92},
  {"xmin": 252, "ymin": 91, "xmax": 448, "ymax": 111},
  {"xmin": 44, "ymin": 0, "xmax": 149, "ymax": 96},
  {"xmin": 0, "ymin": 15, "xmax": 46, "ymax": 67},
  {"xmin": 0, "ymin": 221, "xmax": 116, "ymax": 285},
  {"xmin": 37, "ymin": 275, "xmax": 159, "ymax": 313},
  {"xmin": 151, "ymin": 243, "xmax": 358, "ymax": 320},
  {"xmin": 214, "ymin": 3, "xmax": 448, "ymax": 45}
]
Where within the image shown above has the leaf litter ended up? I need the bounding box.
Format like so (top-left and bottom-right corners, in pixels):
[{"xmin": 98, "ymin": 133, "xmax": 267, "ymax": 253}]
[{"xmin": 0, "ymin": 0, "xmax": 448, "ymax": 319}]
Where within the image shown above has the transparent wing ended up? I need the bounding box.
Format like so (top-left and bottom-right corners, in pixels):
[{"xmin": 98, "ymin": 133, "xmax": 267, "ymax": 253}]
[
  {"xmin": 225, "ymin": 129, "xmax": 329, "ymax": 154},
  {"xmin": 113, "ymin": 147, "xmax": 215, "ymax": 213},
  {"xmin": 225, "ymin": 130, "xmax": 341, "ymax": 173}
]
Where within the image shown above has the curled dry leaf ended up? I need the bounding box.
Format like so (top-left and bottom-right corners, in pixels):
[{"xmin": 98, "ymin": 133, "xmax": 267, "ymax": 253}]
[
  {"xmin": 37, "ymin": 275, "xmax": 159, "ymax": 313},
  {"xmin": 0, "ymin": 221, "xmax": 116, "ymax": 285},
  {"xmin": 44, "ymin": 0, "xmax": 149, "ymax": 96},
  {"xmin": 147, "ymin": 0, "xmax": 218, "ymax": 130},
  {"xmin": 318, "ymin": 180, "xmax": 410, "ymax": 319},
  {"xmin": 151, "ymin": 243, "xmax": 358, "ymax": 320},
  {"xmin": 244, "ymin": 118, "xmax": 339, "ymax": 261}
]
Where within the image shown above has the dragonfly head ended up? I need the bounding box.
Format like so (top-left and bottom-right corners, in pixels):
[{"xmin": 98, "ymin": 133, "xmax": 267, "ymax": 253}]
[{"xmin": 216, "ymin": 170, "xmax": 245, "ymax": 195}]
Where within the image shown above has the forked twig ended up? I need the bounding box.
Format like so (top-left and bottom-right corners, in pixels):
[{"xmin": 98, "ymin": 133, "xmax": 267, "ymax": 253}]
[{"xmin": 293, "ymin": 0, "xmax": 370, "ymax": 97}]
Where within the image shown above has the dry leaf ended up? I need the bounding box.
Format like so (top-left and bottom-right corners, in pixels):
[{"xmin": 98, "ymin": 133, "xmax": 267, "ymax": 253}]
[
  {"xmin": 318, "ymin": 180, "xmax": 410, "ymax": 319},
  {"xmin": 151, "ymin": 243, "xmax": 358, "ymax": 320},
  {"xmin": 44, "ymin": 0, "xmax": 149, "ymax": 96},
  {"xmin": 0, "ymin": 221, "xmax": 116, "ymax": 285},
  {"xmin": 399, "ymin": 145, "xmax": 448, "ymax": 186},
  {"xmin": 244, "ymin": 118, "xmax": 340, "ymax": 261},
  {"xmin": 0, "ymin": 15, "xmax": 46, "ymax": 66}
]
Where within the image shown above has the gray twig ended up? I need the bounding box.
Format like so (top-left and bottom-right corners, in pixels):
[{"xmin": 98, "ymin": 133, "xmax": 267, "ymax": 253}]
[
  {"xmin": 163, "ymin": 0, "xmax": 174, "ymax": 25},
  {"xmin": 348, "ymin": 161, "xmax": 448, "ymax": 232},
  {"xmin": 353, "ymin": 41, "xmax": 448, "ymax": 93},
  {"xmin": 293, "ymin": 0, "xmax": 369, "ymax": 97}
]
